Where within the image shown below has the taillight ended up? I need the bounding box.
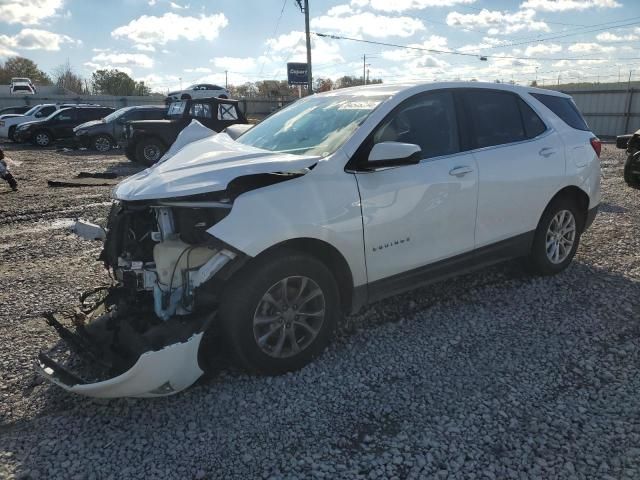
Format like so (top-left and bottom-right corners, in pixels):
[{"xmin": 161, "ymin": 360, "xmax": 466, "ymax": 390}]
[{"xmin": 590, "ymin": 137, "xmax": 601, "ymax": 158}]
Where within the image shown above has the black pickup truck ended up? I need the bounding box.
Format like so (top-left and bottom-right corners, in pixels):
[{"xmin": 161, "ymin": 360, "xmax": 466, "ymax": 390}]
[
  {"xmin": 121, "ymin": 97, "xmax": 248, "ymax": 165},
  {"xmin": 617, "ymin": 130, "xmax": 640, "ymax": 188}
]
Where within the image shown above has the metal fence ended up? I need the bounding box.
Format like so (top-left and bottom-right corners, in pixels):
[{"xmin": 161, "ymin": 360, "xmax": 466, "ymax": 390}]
[{"xmin": 549, "ymin": 85, "xmax": 640, "ymax": 138}]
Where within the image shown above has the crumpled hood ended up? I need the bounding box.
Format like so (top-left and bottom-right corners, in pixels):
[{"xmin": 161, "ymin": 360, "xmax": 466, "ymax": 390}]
[{"xmin": 113, "ymin": 131, "xmax": 320, "ymax": 201}]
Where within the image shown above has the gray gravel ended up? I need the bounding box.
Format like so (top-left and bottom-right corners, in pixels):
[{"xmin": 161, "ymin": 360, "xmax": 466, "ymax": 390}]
[{"xmin": 1, "ymin": 143, "xmax": 639, "ymax": 480}]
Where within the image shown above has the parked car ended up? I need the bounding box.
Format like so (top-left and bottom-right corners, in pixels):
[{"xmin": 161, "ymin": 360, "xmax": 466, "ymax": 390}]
[
  {"xmin": 14, "ymin": 106, "xmax": 115, "ymax": 146},
  {"xmin": 121, "ymin": 97, "xmax": 247, "ymax": 164},
  {"xmin": 616, "ymin": 129, "xmax": 640, "ymax": 188},
  {"xmin": 74, "ymin": 106, "xmax": 167, "ymax": 152},
  {"xmin": 9, "ymin": 77, "xmax": 36, "ymax": 95},
  {"xmin": 0, "ymin": 103, "xmax": 87, "ymax": 141},
  {"xmin": 166, "ymin": 84, "xmax": 230, "ymax": 103},
  {"xmin": 0, "ymin": 105, "xmax": 30, "ymax": 116},
  {"xmin": 36, "ymin": 82, "xmax": 601, "ymax": 398}
]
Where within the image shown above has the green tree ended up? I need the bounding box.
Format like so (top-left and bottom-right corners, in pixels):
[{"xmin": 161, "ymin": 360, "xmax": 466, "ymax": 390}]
[
  {"xmin": 0, "ymin": 57, "xmax": 52, "ymax": 85},
  {"xmin": 91, "ymin": 69, "xmax": 150, "ymax": 96}
]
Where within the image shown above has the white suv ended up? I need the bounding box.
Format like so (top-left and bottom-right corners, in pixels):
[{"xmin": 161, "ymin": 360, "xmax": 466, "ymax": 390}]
[{"xmin": 37, "ymin": 82, "xmax": 600, "ymax": 398}]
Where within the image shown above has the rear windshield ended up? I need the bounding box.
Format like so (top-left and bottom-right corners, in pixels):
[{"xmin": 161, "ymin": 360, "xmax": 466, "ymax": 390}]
[
  {"xmin": 168, "ymin": 101, "xmax": 187, "ymax": 116},
  {"xmin": 530, "ymin": 93, "xmax": 589, "ymax": 131}
]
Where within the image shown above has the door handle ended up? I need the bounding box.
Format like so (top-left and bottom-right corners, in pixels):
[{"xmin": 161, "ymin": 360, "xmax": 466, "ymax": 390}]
[
  {"xmin": 539, "ymin": 147, "xmax": 556, "ymax": 158},
  {"xmin": 449, "ymin": 166, "xmax": 473, "ymax": 177}
]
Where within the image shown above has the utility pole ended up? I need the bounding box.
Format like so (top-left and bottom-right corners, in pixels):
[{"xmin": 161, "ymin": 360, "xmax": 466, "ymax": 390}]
[
  {"xmin": 296, "ymin": 0, "xmax": 313, "ymax": 94},
  {"xmin": 557, "ymin": 74, "xmax": 560, "ymax": 87},
  {"xmin": 363, "ymin": 54, "xmax": 366, "ymax": 85},
  {"xmin": 225, "ymin": 70, "xmax": 228, "ymax": 88},
  {"xmin": 367, "ymin": 68, "xmax": 370, "ymax": 84}
]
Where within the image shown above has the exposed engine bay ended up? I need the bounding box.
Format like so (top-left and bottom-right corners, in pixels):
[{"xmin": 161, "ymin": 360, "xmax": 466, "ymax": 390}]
[{"xmin": 36, "ymin": 171, "xmax": 305, "ymax": 398}]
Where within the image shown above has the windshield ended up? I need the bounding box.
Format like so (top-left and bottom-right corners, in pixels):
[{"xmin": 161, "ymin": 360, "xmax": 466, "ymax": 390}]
[
  {"xmin": 237, "ymin": 94, "xmax": 389, "ymax": 156},
  {"xmin": 104, "ymin": 107, "xmax": 133, "ymax": 123},
  {"xmin": 24, "ymin": 106, "xmax": 40, "ymax": 116},
  {"xmin": 168, "ymin": 101, "xmax": 186, "ymax": 116}
]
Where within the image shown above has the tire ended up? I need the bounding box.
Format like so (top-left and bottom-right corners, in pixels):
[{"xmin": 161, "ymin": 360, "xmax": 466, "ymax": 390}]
[
  {"xmin": 624, "ymin": 153, "xmax": 640, "ymax": 189},
  {"xmin": 218, "ymin": 250, "xmax": 340, "ymax": 375},
  {"xmin": 92, "ymin": 134, "xmax": 113, "ymax": 152},
  {"xmin": 33, "ymin": 130, "xmax": 52, "ymax": 147},
  {"xmin": 135, "ymin": 138, "xmax": 166, "ymax": 166},
  {"xmin": 8, "ymin": 126, "xmax": 16, "ymax": 142},
  {"xmin": 218, "ymin": 94, "xmax": 228, "ymax": 99},
  {"xmin": 526, "ymin": 196, "xmax": 583, "ymax": 276}
]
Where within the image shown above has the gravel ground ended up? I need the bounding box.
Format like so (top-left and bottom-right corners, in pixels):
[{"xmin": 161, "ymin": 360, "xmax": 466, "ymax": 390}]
[{"xmin": 0, "ymin": 143, "xmax": 639, "ymax": 480}]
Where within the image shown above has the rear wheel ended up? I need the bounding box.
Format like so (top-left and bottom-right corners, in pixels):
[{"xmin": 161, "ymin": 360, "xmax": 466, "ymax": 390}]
[
  {"xmin": 526, "ymin": 196, "xmax": 583, "ymax": 276},
  {"xmin": 8, "ymin": 126, "xmax": 16, "ymax": 142},
  {"xmin": 92, "ymin": 134, "xmax": 113, "ymax": 152},
  {"xmin": 218, "ymin": 250, "xmax": 340, "ymax": 374},
  {"xmin": 33, "ymin": 130, "xmax": 52, "ymax": 147},
  {"xmin": 624, "ymin": 152, "xmax": 640, "ymax": 189},
  {"xmin": 135, "ymin": 138, "xmax": 166, "ymax": 166}
]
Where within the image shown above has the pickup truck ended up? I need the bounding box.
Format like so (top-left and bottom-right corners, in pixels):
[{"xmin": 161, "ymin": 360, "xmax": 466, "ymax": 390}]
[
  {"xmin": 121, "ymin": 97, "xmax": 248, "ymax": 165},
  {"xmin": 617, "ymin": 129, "xmax": 640, "ymax": 188}
]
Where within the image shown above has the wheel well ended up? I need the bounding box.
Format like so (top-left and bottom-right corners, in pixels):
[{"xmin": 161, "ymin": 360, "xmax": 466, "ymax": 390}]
[
  {"xmin": 253, "ymin": 238, "xmax": 354, "ymax": 314},
  {"xmin": 181, "ymin": 94, "xmax": 191, "ymax": 100},
  {"xmin": 93, "ymin": 133, "xmax": 114, "ymax": 143},
  {"xmin": 547, "ymin": 186, "xmax": 590, "ymax": 228},
  {"xmin": 137, "ymin": 135, "xmax": 166, "ymax": 148}
]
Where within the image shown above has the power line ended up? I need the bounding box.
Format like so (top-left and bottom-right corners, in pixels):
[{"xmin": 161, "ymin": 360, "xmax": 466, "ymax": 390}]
[{"xmin": 259, "ymin": 0, "xmax": 288, "ymax": 75}]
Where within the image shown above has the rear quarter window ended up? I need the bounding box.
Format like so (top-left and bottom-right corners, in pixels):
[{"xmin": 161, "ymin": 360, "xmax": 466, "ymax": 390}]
[{"xmin": 530, "ymin": 93, "xmax": 589, "ymax": 131}]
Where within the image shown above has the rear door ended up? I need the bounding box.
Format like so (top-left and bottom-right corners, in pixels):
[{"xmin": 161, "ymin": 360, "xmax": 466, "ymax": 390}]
[
  {"xmin": 188, "ymin": 101, "xmax": 215, "ymax": 129},
  {"xmin": 461, "ymin": 89, "xmax": 566, "ymax": 247},
  {"xmin": 50, "ymin": 109, "xmax": 77, "ymax": 138}
]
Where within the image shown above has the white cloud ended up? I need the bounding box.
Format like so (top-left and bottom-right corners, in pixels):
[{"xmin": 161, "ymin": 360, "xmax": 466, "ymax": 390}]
[
  {"xmin": 524, "ymin": 43, "xmax": 562, "ymax": 56},
  {"xmin": 311, "ymin": 8, "xmax": 425, "ymax": 38},
  {"xmin": 185, "ymin": 67, "xmax": 212, "ymax": 73},
  {"xmin": 148, "ymin": 0, "xmax": 156, "ymax": 4},
  {"xmin": 84, "ymin": 62, "xmax": 133, "ymax": 75},
  {"xmin": 266, "ymin": 30, "xmax": 344, "ymax": 66},
  {"xmin": 170, "ymin": 1, "xmax": 189, "ymax": 9},
  {"xmin": 520, "ymin": 0, "xmax": 620, "ymax": 11},
  {"xmin": 568, "ymin": 42, "xmax": 616, "ymax": 53},
  {"xmin": 446, "ymin": 8, "xmax": 549, "ymax": 34},
  {"xmin": 596, "ymin": 31, "xmax": 638, "ymax": 42},
  {"xmin": 112, "ymin": 12, "xmax": 228, "ymax": 45},
  {"xmin": 211, "ymin": 56, "xmax": 258, "ymax": 73},
  {"xmin": 133, "ymin": 43, "xmax": 156, "ymax": 52},
  {"xmin": 381, "ymin": 35, "xmax": 449, "ymax": 61},
  {"xmin": 0, "ymin": 28, "xmax": 78, "ymax": 51},
  {"xmin": 91, "ymin": 51, "xmax": 154, "ymax": 68},
  {"xmin": 457, "ymin": 36, "xmax": 509, "ymax": 52},
  {"xmin": 353, "ymin": 0, "xmax": 476, "ymax": 12},
  {"xmin": 0, "ymin": 0, "xmax": 65, "ymax": 25}
]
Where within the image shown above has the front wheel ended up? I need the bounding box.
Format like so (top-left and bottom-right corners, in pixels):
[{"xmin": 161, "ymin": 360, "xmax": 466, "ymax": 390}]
[
  {"xmin": 135, "ymin": 138, "xmax": 166, "ymax": 166},
  {"xmin": 92, "ymin": 134, "xmax": 113, "ymax": 152},
  {"xmin": 33, "ymin": 130, "xmax": 52, "ymax": 147},
  {"xmin": 218, "ymin": 250, "xmax": 340, "ymax": 374},
  {"xmin": 526, "ymin": 197, "xmax": 583, "ymax": 276}
]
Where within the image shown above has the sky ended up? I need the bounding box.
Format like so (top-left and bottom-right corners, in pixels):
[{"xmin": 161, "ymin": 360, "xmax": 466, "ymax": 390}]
[{"xmin": 1, "ymin": 0, "xmax": 640, "ymax": 93}]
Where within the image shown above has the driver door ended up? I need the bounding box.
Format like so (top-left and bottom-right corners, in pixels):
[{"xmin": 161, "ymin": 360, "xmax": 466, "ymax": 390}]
[
  {"xmin": 354, "ymin": 90, "xmax": 479, "ymax": 287},
  {"xmin": 51, "ymin": 109, "xmax": 76, "ymax": 138}
]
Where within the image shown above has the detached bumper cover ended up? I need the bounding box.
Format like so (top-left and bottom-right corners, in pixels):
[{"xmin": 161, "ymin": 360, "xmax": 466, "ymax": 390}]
[{"xmin": 36, "ymin": 332, "xmax": 205, "ymax": 398}]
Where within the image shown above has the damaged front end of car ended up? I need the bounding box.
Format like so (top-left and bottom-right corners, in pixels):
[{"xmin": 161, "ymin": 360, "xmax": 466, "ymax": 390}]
[{"xmin": 37, "ymin": 129, "xmax": 319, "ymax": 398}]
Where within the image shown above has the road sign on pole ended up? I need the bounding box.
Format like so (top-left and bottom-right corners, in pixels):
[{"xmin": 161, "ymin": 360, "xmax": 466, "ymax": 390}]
[{"xmin": 287, "ymin": 63, "xmax": 309, "ymax": 86}]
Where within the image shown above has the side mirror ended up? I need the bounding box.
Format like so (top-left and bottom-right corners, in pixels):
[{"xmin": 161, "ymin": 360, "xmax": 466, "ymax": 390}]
[{"xmin": 367, "ymin": 141, "xmax": 422, "ymax": 169}]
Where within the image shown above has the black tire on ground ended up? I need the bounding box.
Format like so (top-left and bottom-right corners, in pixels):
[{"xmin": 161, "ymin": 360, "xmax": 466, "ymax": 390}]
[
  {"xmin": 218, "ymin": 249, "xmax": 340, "ymax": 375},
  {"xmin": 526, "ymin": 195, "xmax": 584, "ymax": 276},
  {"xmin": 8, "ymin": 126, "xmax": 16, "ymax": 142},
  {"xmin": 92, "ymin": 134, "xmax": 113, "ymax": 152},
  {"xmin": 32, "ymin": 130, "xmax": 52, "ymax": 147},
  {"xmin": 135, "ymin": 138, "xmax": 166, "ymax": 166},
  {"xmin": 623, "ymin": 153, "xmax": 640, "ymax": 189}
]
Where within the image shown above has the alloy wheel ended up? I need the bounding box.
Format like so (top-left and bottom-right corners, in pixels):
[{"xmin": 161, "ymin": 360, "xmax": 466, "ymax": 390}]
[
  {"xmin": 94, "ymin": 136, "xmax": 111, "ymax": 152},
  {"xmin": 35, "ymin": 132, "xmax": 50, "ymax": 146},
  {"xmin": 143, "ymin": 144, "xmax": 160, "ymax": 162},
  {"xmin": 252, "ymin": 276, "xmax": 326, "ymax": 359},
  {"xmin": 545, "ymin": 209, "xmax": 576, "ymax": 264}
]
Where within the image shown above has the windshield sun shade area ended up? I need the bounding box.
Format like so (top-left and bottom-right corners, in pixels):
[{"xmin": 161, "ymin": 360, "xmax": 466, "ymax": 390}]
[{"xmin": 236, "ymin": 94, "xmax": 390, "ymax": 157}]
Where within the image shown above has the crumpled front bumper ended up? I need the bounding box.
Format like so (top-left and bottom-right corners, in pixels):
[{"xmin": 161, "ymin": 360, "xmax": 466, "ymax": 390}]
[{"xmin": 36, "ymin": 332, "xmax": 205, "ymax": 398}]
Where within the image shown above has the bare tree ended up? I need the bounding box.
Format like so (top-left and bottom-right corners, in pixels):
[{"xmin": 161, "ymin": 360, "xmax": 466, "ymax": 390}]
[{"xmin": 52, "ymin": 60, "xmax": 85, "ymax": 94}]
